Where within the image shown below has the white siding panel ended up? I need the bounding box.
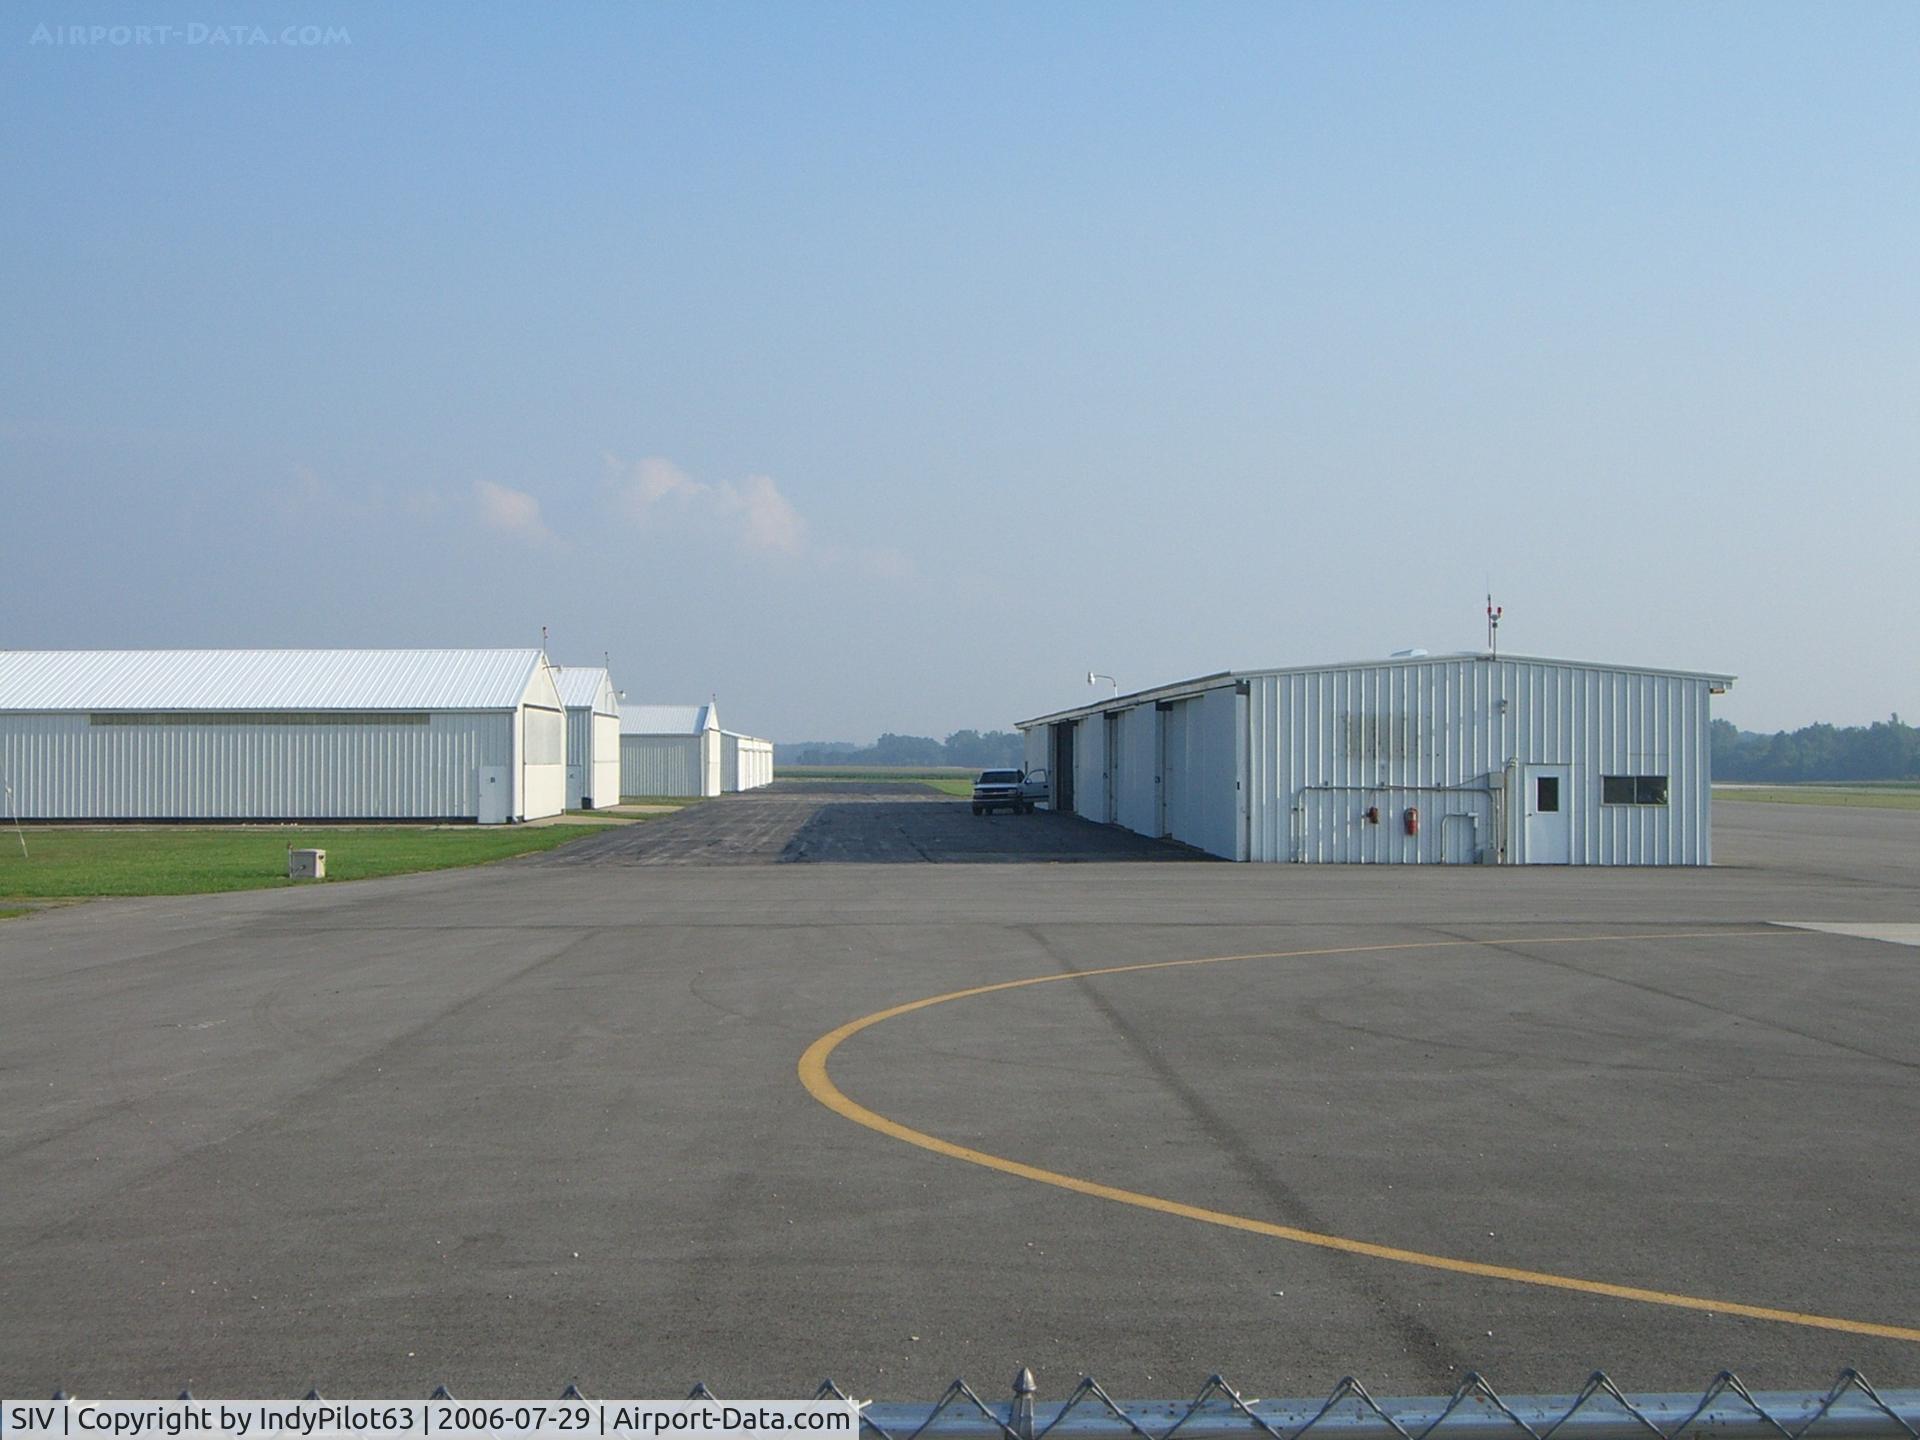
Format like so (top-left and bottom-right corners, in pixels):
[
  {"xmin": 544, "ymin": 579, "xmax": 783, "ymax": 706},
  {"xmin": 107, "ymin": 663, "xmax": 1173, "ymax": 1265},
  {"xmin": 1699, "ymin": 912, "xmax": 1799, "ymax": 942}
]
[
  {"xmin": 1023, "ymin": 725, "xmax": 1048, "ymax": 779},
  {"xmin": 1184, "ymin": 688, "xmax": 1240, "ymax": 858},
  {"xmin": 721, "ymin": 734, "xmax": 773, "ymax": 792},
  {"xmin": 0, "ymin": 711, "xmax": 512, "ymax": 820},
  {"xmin": 590, "ymin": 713, "xmax": 621, "ymax": 808},
  {"xmin": 565, "ymin": 705, "xmax": 623, "ymax": 808},
  {"xmin": 1112, "ymin": 706, "xmax": 1159, "ymax": 835},
  {"xmin": 622, "ymin": 734, "xmax": 703, "ymax": 798},
  {"xmin": 1029, "ymin": 654, "xmax": 1720, "ymax": 865},
  {"xmin": 564, "ymin": 706, "xmax": 587, "ymax": 808},
  {"xmin": 1244, "ymin": 657, "xmax": 1713, "ymax": 865},
  {"xmin": 1072, "ymin": 715, "xmax": 1108, "ymax": 823},
  {"xmin": 1146, "ymin": 689, "xmax": 1239, "ymax": 857},
  {"xmin": 1160, "ymin": 701, "xmax": 1189, "ymax": 841},
  {"xmin": 519, "ymin": 706, "xmax": 565, "ymax": 820}
]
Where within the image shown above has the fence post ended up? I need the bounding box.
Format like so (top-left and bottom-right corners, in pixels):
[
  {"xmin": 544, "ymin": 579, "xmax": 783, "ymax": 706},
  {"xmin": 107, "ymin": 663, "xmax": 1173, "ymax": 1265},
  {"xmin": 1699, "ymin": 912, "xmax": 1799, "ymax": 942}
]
[{"xmin": 1011, "ymin": 1368, "xmax": 1036, "ymax": 1440}]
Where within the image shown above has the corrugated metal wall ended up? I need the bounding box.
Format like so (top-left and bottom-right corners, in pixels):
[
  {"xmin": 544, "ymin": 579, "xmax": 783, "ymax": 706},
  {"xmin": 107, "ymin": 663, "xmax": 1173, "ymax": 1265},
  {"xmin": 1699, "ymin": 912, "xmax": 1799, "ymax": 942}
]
[
  {"xmin": 741, "ymin": 741, "xmax": 771, "ymax": 790},
  {"xmin": 621, "ymin": 734, "xmax": 702, "ymax": 798},
  {"xmin": 1112, "ymin": 705, "xmax": 1160, "ymax": 836},
  {"xmin": 565, "ymin": 708, "xmax": 623, "ymax": 808},
  {"xmin": 1165, "ymin": 688, "xmax": 1240, "ymax": 857},
  {"xmin": 565, "ymin": 706, "xmax": 592, "ymax": 808},
  {"xmin": 1246, "ymin": 657, "xmax": 1715, "ymax": 864},
  {"xmin": 1019, "ymin": 657, "xmax": 1719, "ymax": 865},
  {"xmin": 1071, "ymin": 716, "xmax": 1107, "ymax": 822},
  {"xmin": 721, "ymin": 735, "xmax": 773, "ymax": 792},
  {"xmin": 1023, "ymin": 725, "xmax": 1048, "ymax": 779},
  {"xmin": 0, "ymin": 711, "xmax": 514, "ymax": 820}
]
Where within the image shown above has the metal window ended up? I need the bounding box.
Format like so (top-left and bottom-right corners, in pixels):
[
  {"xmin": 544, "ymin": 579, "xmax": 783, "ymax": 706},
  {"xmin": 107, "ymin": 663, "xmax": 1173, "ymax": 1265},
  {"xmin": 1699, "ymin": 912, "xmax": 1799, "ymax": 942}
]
[{"xmin": 1602, "ymin": 774, "xmax": 1669, "ymax": 806}]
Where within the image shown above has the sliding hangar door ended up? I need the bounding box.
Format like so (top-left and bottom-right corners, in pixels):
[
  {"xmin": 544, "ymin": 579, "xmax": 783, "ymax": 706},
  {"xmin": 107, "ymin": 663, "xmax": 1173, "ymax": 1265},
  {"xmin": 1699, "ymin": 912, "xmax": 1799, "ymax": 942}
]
[{"xmin": 1035, "ymin": 685, "xmax": 1246, "ymax": 859}]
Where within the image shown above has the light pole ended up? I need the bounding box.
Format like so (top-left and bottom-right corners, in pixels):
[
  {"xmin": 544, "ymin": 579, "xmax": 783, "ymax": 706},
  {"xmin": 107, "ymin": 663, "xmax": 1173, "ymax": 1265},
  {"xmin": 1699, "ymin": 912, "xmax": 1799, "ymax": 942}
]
[{"xmin": 1087, "ymin": 671, "xmax": 1118, "ymax": 698}]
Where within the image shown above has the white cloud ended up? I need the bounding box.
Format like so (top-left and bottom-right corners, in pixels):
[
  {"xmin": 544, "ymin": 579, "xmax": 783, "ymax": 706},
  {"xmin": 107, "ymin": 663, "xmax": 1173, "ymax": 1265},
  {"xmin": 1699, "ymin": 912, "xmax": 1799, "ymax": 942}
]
[
  {"xmin": 603, "ymin": 454, "xmax": 810, "ymax": 557},
  {"xmin": 725, "ymin": 473, "xmax": 807, "ymax": 555},
  {"xmin": 627, "ymin": 456, "xmax": 701, "ymax": 510},
  {"xmin": 474, "ymin": 480, "xmax": 559, "ymax": 547}
]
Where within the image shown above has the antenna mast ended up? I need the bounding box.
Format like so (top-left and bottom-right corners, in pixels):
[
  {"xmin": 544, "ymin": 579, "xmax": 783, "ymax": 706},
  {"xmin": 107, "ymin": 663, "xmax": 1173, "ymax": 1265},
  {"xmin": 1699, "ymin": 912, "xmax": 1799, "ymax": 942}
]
[{"xmin": 1486, "ymin": 594, "xmax": 1503, "ymax": 658}]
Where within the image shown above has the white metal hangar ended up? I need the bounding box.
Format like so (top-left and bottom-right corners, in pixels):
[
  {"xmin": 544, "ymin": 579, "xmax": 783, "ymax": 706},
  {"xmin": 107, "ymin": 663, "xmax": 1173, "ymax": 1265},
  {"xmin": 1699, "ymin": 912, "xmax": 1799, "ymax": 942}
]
[
  {"xmin": 0, "ymin": 648, "xmax": 567, "ymax": 823},
  {"xmin": 1017, "ymin": 653, "xmax": 1734, "ymax": 865},
  {"xmin": 552, "ymin": 665, "xmax": 621, "ymax": 810},
  {"xmin": 619, "ymin": 701, "xmax": 723, "ymax": 798},
  {"xmin": 720, "ymin": 731, "xmax": 774, "ymax": 792}
]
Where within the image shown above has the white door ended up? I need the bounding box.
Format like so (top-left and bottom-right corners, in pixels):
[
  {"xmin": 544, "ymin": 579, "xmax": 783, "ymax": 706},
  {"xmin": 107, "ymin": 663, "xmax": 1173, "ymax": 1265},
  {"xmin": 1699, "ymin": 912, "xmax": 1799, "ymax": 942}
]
[
  {"xmin": 477, "ymin": 766, "xmax": 510, "ymax": 825},
  {"xmin": 1523, "ymin": 766, "xmax": 1571, "ymax": 864},
  {"xmin": 565, "ymin": 764, "xmax": 584, "ymax": 810}
]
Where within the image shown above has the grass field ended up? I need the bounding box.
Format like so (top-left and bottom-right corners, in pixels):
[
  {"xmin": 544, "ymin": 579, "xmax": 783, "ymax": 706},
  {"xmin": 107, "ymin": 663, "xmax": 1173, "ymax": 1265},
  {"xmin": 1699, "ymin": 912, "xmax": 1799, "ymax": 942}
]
[
  {"xmin": 779, "ymin": 764, "xmax": 978, "ymax": 797},
  {"xmin": 0, "ymin": 824, "xmax": 613, "ymax": 900},
  {"xmin": 1716, "ymin": 783, "xmax": 1920, "ymax": 810}
]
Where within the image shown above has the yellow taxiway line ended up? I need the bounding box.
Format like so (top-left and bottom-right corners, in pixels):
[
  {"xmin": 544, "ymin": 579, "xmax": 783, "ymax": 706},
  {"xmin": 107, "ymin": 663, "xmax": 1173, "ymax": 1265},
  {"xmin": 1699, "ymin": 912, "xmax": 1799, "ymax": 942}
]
[{"xmin": 799, "ymin": 929, "xmax": 1920, "ymax": 1344}]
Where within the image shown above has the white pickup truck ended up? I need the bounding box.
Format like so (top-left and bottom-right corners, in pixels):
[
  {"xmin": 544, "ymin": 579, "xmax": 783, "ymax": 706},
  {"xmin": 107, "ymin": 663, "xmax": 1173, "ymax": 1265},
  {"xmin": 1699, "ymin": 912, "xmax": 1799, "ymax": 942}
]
[{"xmin": 971, "ymin": 767, "xmax": 1049, "ymax": 816}]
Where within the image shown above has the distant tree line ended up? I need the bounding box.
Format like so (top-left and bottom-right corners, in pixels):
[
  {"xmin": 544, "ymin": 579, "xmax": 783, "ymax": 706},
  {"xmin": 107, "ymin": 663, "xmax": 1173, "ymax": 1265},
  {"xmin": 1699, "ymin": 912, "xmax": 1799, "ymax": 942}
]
[
  {"xmin": 1713, "ymin": 716, "xmax": 1919, "ymax": 782},
  {"xmin": 776, "ymin": 729, "xmax": 1025, "ymax": 769},
  {"xmin": 779, "ymin": 717, "xmax": 1919, "ymax": 782}
]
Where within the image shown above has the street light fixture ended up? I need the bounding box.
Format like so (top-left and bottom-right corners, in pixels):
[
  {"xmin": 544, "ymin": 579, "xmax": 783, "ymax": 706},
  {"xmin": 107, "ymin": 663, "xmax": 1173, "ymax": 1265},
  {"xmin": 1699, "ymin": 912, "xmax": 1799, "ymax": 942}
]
[{"xmin": 1087, "ymin": 671, "xmax": 1118, "ymax": 697}]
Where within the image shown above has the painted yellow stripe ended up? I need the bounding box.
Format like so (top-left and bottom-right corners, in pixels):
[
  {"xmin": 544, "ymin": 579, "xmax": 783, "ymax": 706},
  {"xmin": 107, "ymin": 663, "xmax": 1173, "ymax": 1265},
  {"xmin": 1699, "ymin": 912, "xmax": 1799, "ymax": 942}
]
[{"xmin": 799, "ymin": 929, "xmax": 1920, "ymax": 1345}]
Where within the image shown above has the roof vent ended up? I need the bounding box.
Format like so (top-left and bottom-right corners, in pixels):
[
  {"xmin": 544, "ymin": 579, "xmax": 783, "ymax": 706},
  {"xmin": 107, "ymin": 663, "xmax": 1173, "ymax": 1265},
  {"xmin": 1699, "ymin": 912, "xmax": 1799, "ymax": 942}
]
[{"xmin": 1389, "ymin": 648, "xmax": 1430, "ymax": 658}]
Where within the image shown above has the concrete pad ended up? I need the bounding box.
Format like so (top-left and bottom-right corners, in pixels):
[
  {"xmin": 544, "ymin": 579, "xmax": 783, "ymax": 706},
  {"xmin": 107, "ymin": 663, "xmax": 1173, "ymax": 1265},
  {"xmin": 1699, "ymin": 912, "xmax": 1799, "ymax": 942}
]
[
  {"xmin": 1775, "ymin": 921, "xmax": 1920, "ymax": 948},
  {"xmin": 2, "ymin": 796, "xmax": 1918, "ymax": 1399}
]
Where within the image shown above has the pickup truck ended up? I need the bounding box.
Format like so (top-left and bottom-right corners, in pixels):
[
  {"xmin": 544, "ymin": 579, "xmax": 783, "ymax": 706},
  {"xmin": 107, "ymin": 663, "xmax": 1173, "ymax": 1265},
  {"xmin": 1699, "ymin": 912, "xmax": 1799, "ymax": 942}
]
[{"xmin": 971, "ymin": 767, "xmax": 1049, "ymax": 815}]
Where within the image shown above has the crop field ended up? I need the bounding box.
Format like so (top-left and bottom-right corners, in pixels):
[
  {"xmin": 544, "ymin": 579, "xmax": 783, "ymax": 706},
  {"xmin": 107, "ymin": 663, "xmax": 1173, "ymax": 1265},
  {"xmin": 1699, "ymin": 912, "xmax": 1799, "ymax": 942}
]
[{"xmin": 0, "ymin": 824, "xmax": 613, "ymax": 899}]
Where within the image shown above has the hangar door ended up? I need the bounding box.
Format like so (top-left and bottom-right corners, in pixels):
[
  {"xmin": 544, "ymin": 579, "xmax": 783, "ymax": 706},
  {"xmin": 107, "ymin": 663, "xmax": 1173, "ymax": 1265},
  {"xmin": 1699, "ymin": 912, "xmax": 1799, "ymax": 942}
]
[
  {"xmin": 1158, "ymin": 691, "xmax": 1240, "ymax": 857},
  {"xmin": 1156, "ymin": 700, "xmax": 1183, "ymax": 837},
  {"xmin": 1050, "ymin": 722, "xmax": 1077, "ymax": 813}
]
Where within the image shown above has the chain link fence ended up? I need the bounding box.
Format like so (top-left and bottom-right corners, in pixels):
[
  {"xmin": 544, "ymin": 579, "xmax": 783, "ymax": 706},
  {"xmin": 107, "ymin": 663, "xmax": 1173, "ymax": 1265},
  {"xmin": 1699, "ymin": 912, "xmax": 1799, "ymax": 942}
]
[{"xmin": 68, "ymin": 1371, "xmax": 1918, "ymax": 1440}]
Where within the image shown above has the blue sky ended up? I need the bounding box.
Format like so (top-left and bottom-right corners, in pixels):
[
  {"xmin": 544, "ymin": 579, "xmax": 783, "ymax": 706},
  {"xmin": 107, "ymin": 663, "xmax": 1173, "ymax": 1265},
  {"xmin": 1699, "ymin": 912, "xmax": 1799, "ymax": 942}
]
[{"xmin": 3, "ymin": 2, "xmax": 1915, "ymax": 739}]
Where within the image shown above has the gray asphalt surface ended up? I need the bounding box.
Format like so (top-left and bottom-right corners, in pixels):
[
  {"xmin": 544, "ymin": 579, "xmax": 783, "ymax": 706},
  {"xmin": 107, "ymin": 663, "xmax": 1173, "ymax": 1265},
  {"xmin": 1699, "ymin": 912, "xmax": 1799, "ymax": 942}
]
[
  {"xmin": 2, "ymin": 792, "xmax": 1917, "ymax": 1399},
  {"xmin": 552, "ymin": 780, "xmax": 1204, "ymax": 863}
]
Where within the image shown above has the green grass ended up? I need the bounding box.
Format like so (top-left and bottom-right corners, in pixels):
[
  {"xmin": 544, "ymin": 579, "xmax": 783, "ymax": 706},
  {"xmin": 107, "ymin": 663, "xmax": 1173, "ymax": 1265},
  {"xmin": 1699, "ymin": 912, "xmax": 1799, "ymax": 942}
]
[
  {"xmin": 0, "ymin": 905, "xmax": 31, "ymax": 921},
  {"xmin": 0, "ymin": 824, "xmax": 614, "ymax": 900},
  {"xmin": 1715, "ymin": 784, "xmax": 1920, "ymax": 811},
  {"xmin": 779, "ymin": 764, "xmax": 979, "ymax": 797}
]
